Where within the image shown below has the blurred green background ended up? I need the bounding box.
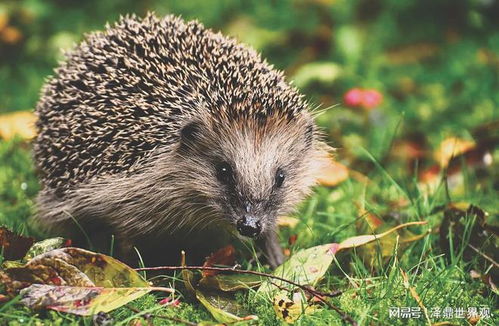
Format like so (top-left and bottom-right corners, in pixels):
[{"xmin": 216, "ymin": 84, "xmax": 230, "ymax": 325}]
[{"xmin": 1, "ymin": 0, "xmax": 498, "ymax": 145}]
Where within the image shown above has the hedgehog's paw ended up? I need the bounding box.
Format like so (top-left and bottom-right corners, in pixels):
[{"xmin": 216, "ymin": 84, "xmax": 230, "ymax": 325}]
[{"xmin": 258, "ymin": 230, "xmax": 285, "ymax": 269}]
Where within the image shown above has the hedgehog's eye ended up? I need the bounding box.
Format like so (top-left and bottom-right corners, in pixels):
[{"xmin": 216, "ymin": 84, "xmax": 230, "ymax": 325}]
[
  {"xmin": 216, "ymin": 162, "xmax": 233, "ymax": 185},
  {"xmin": 275, "ymin": 169, "xmax": 285, "ymax": 188}
]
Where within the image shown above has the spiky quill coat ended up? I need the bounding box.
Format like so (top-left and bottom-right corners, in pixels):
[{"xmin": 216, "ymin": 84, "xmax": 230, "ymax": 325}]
[{"xmin": 34, "ymin": 13, "xmax": 328, "ymax": 265}]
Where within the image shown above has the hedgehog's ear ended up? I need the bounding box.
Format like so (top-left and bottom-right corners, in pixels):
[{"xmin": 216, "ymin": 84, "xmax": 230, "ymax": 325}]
[{"xmin": 180, "ymin": 121, "xmax": 201, "ymax": 146}]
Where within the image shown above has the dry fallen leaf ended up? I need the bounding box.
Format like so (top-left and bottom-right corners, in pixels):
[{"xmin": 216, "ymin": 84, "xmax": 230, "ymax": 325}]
[
  {"xmin": 4, "ymin": 247, "xmax": 151, "ymax": 288},
  {"xmin": 196, "ymin": 290, "xmax": 258, "ymax": 324},
  {"xmin": 0, "ymin": 227, "xmax": 35, "ymax": 261},
  {"xmin": 434, "ymin": 137, "xmax": 475, "ymax": 168},
  {"xmin": 181, "ymin": 251, "xmax": 259, "ymax": 323},
  {"xmin": 337, "ymin": 221, "xmax": 427, "ymax": 250},
  {"xmin": 257, "ymin": 243, "xmax": 338, "ymax": 296},
  {"xmin": 2, "ymin": 246, "xmax": 173, "ymax": 315},
  {"xmin": 386, "ymin": 42, "xmax": 440, "ymax": 64},
  {"xmin": 277, "ymin": 216, "xmax": 300, "ymax": 228},
  {"xmin": 1, "ymin": 26, "xmax": 22, "ymax": 44},
  {"xmin": 0, "ymin": 111, "xmax": 36, "ymax": 140},
  {"xmin": 273, "ymin": 291, "xmax": 317, "ymax": 323},
  {"xmin": 202, "ymin": 245, "xmax": 235, "ymax": 277},
  {"xmin": 317, "ymin": 160, "xmax": 349, "ymax": 187},
  {"xmin": 20, "ymin": 284, "xmax": 170, "ymax": 316},
  {"xmin": 439, "ymin": 204, "xmax": 498, "ymax": 285}
]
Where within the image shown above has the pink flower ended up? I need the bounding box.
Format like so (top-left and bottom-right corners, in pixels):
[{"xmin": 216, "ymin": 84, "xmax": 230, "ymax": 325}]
[
  {"xmin": 361, "ymin": 89, "xmax": 383, "ymax": 109},
  {"xmin": 343, "ymin": 88, "xmax": 364, "ymax": 107},
  {"xmin": 343, "ymin": 88, "xmax": 383, "ymax": 109}
]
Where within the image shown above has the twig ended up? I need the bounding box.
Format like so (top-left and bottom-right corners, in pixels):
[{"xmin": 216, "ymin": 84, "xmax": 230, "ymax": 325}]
[
  {"xmin": 467, "ymin": 243, "xmax": 499, "ymax": 268},
  {"xmin": 136, "ymin": 265, "xmax": 341, "ymax": 299},
  {"xmin": 127, "ymin": 305, "xmax": 197, "ymax": 326},
  {"xmin": 135, "ymin": 265, "xmax": 355, "ymax": 325}
]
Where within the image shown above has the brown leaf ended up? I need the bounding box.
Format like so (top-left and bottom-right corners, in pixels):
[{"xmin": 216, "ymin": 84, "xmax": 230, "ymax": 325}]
[
  {"xmin": 386, "ymin": 43, "xmax": 440, "ymax": 64},
  {"xmin": 4, "ymin": 247, "xmax": 150, "ymax": 290},
  {"xmin": 20, "ymin": 284, "xmax": 170, "ymax": 316},
  {"xmin": 1, "ymin": 26, "xmax": 22, "ymax": 44},
  {"xmin": 288, "ymin": 234, "xmax": 298, "ymax": 246},
  {"xmin": 469, "ymin": 270, "xmax": 498, "ymax": 294},
  {"xmin": 392, "ymin": 139, "xmax": 427, "ymax": 160},
  {"xmin": 434, "ymin": 137, "xmax": 475, "ymax": 168},
  {"xmin": 357, "ymin": 212, "xmax": 384, "ymax": 232},
  {"xmin": 0, "ymin": 269, "xmax": 31, "ymax": 296},
  {"xmin": 0, "ymin": 227, "xmax": 35, "ymax": 261},
  {"xmin": 439, "ymin": 204, "xmax": 498, "ymax": 284},
  {"xmin": 202, "ymin": 245, "xmax": 235, "ymax": 277},
  {"xmin": 0, "ymin": 294, "xmax": 9, "ymax": 304},
  {"xmin": 4, "ymin": 247, "xmax": 173, "ymax": 315}
]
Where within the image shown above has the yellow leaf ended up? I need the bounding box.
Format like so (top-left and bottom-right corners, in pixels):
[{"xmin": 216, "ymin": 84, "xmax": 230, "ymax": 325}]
[
  {"xmin": 1, "ymin": 26, "xmax": 22, "ymax": 44},
  {"xmin": 434, "ymin": 137, "xmax": 474, "ymax": 168},
  {"xmin": 196, "ymin": 290, "xmax": 257, "ymax": 324},
  {"xmin": 277, "ymin": 216, "xmax": 300, "ymax": 228},
  {"xmin": 273, "ymin": 291, "xmax": 317, "ymax": 323},
  {"xmin": 20, "ymin": 284, "xmax": 171, "ymax": 316},
  {"xmin": 386, "ymin": 43, "xmax": 439, "ymax": 64},
  {"xmin": 0, "ymin": 12, "xmax": 8, "ymax": 31},
  {"xmin": 257, "ymin": 244, "xmax": 337, "ymax": 296},
  {"xmin": 317, "ymin": 160, "xmax": 349, "ymax": 187},
  {"xmin": 338, "ymin": 221, "xmax": 427, "ymax": 250},
  {"xmin": 0, "ymin": 111, "xmax": 36, "ymax": 140}
]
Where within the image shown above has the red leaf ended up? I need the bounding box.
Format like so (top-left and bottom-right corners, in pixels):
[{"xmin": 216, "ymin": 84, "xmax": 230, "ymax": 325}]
[{"xmin": 202, "ymin": 245, "xmax": 236, "ymax": 277}]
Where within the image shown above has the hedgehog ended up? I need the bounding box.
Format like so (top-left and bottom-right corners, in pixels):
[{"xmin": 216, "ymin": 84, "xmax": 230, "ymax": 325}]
[{"xmin": 33, "ymin": 13, "xmax": 329, "ymax": 268}]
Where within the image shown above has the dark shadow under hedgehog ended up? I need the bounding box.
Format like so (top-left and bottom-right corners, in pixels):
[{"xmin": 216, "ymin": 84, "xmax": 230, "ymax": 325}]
[{"xmin": 33, "ymin": 13, "xmax": 330, "ymax": 268}]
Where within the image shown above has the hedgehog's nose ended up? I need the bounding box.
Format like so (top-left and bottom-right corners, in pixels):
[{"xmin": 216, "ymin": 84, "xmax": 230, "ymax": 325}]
[{"xmin": 237, "ymin": 215, "xmax": 261, "ymax": 238}]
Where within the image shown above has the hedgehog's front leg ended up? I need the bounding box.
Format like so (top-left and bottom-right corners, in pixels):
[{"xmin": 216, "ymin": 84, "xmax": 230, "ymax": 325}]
[{"xmin": 258, "ymin": 230, "xmax": 285, "ymax": 269}]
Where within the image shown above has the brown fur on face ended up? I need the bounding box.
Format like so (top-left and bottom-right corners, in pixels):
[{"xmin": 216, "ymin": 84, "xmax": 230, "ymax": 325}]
[
  {"xmin": 33, "ymin": 13, "xmax": 331, "ymax": 266},
  {"xmin": 176, "ymin": 109, "xmax": 328, "ymax": 236}
]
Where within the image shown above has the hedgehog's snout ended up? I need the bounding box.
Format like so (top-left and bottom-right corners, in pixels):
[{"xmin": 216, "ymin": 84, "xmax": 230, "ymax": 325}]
[{"xmin": 236, "ymin": 214, "xmax": 262, "ymax": 238}]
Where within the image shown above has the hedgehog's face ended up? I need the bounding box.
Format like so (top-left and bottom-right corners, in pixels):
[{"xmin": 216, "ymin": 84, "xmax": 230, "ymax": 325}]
[{"xmin": 176, "ymin": 111, "xmax": 325, "ymax": 238}]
